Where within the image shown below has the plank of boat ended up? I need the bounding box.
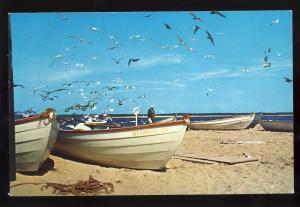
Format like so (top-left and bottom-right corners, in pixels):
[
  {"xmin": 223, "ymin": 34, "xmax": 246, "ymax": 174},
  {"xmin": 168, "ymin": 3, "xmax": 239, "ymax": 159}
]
[
  {"xmin": 15, "ymin": 108, "xmax": 60, "ymax": 172},
  {"xmin": 259, "ymin": 120, "xmax": 293, "ymax": 132},
  {"xmin": 189, "ymin": 114, "xmax": 256, "ymax": 130},
  {"xmin": 54, "ymin": 117, "xmax": 190, "ymax": 170}
]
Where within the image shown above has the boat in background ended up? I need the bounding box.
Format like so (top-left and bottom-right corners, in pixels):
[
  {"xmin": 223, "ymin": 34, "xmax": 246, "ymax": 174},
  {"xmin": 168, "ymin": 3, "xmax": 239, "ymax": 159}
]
[
  {"xmin": 15, "ymin": 108, "xmax": 60, "ymax": 172},
  {"xmin": 157, "ymin": 116, "xmax": 177, "ymax": 123},
  {"xmin": 246, "ymin": 113, "xmax": 263, "ymax": 129},
  {"xmin": 54, "ymin": 115, "xmax": 190, "ymax": 170},
  {"xmin": 259, "ymin": 120, "xmax": 293, "ymax": 132},
  {"xmin": 189, "ymin": 113, "xmax": 256, "ymax": 130}
]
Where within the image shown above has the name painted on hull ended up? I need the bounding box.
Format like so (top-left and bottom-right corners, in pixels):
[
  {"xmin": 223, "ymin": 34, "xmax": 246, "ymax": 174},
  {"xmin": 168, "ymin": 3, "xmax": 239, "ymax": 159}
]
[{"xmin": 132, "ymin": 128, "xmax": 169, "ymax": 137}]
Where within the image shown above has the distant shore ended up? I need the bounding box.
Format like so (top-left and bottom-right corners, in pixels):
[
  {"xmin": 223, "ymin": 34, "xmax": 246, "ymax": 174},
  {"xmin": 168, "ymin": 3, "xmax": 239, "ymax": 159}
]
[{"xmin": 10, "ymin": 126, "xmax": 293, "ymax": 196}]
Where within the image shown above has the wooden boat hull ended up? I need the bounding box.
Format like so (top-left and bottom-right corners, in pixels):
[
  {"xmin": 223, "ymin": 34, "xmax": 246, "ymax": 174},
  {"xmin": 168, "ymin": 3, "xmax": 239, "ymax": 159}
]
[
  {"xmin": 55, "ymin": 121, "xmax": 188, "ymax": 170},
  {"xmin": 15, "ymin": 111, "xmax": 59, "ymax": 172},
  {"xmin": 189, "ymin": 114, "xmax": 256, "ymax": 130},
  {"xmin": 259, "ymin": 120, "xmax": 293, "ymax": 132}
]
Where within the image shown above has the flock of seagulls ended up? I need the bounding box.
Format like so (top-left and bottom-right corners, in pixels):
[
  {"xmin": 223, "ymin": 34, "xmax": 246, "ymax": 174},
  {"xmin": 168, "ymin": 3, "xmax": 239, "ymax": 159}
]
[{"xmin": 13, "ymin": 12, "xmax": 292, "ymax": 116}]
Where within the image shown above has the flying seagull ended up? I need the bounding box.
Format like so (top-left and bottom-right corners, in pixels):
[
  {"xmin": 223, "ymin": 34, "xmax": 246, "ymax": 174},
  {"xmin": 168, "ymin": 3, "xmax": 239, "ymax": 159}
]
[
  {"xmin": 49, "ymin": 53, "xmax": 65, "ymax": 68},
  {"xmin": 13, "ymin": 84, "xmax": 25, "ymax": 88},
  {"xmin": 106, "ymin": 46, "xmax": 119, "ymax": 50},
  {"xmin": 68, "ymin": 35, "xmax": 93, "ymax": 44},
  {"xmin": 264, "ymin": 48, "xmax": 271, "ymax": 54},
  {"xmin": 56, "ymin": 13, "xmax": 68, "ymax": 21},
  {"xmin": 128, "ymin": 58, "xmax": 140, "ymax": 66},
  {"xmin": 193, "ymin": 25, "xmax": 201, "ymax": 35},
  {"xmin": 270, "ymin": 19, "xmax": 280, "ymax": 26},
  {"xmin": 164, "ymin": 23, "xmax": 171, "ymax": 30},
  {"xmin": 104, "ymin": 86, "xmax": 118, "ymax": 91},
  {"xmin": 62, "ymin": 81, "xmax": 79, "ymax": 88},
  {"xmin": 86, "ymin": 25, "xmax": 101, "ymax": 32},
  {"xmin": 210, "ymin": 11, "xmax": 226, "ymax": 18},
  {"xmin": 206, "ymin": 30, "xmax": 215, "ymax": 46},
  {"xmin": 188, "ymin": 12, "xmax": 204, "ymax": 22},
  {"xmin": 117, "ymin": 98, "xmax": 127, "ymax": 106},
  {"xmin": 111, "ymin": 57, "xmax": 123, "ymax": 64},
  {"xmin": 41, "ymin": 88, "xmax": 68, "ymax": 96},
  {"xmin": 284, "ymin": 77, "xmax": 293, "ymax": 83}
]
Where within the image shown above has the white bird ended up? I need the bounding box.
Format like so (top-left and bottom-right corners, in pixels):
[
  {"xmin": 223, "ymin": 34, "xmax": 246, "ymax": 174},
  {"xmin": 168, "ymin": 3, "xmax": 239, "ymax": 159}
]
[
  {"xmin": 242, "ymin": 68, "xmax": 250, "ymax": 72},
  {"xmin": 207, "ymin": 87, "xmax": 214, "ymax": 92},
  {"xmin": 75, "ymin": 63, "xmax": 85, "ymax": 69},
  {"xmin": 86, "ymin": 26, "xmax": 100, "ymax": 32},
  {"xmin": 49, "ymin": 54, "xmax": 66, "ymax": 68},
  {"xmin": 204, "ymin": 55, "xmax": 216, "ymax": 59},
  {"xmin": 270, "ymin": 19, "xmax": 279, "ymax": 26}
]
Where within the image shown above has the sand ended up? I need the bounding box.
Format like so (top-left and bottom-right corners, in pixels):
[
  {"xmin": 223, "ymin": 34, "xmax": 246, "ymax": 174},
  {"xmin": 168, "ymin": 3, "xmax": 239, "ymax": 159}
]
[{"xmin": 10, "ymin": 126, "xmax": 294, "ymax": 196}]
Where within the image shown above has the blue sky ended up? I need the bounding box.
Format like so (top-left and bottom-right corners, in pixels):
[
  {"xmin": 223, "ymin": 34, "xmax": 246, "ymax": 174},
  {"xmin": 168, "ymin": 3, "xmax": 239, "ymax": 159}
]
[{"xmin": 10, "ymin": 11, "xmax": 293, "ymax": 114}]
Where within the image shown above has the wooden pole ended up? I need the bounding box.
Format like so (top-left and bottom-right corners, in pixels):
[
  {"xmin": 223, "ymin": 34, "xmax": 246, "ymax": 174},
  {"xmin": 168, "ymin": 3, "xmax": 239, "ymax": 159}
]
[{"xmin": 8, "ymin": 14, "xmax": 16, "ymax": 181}]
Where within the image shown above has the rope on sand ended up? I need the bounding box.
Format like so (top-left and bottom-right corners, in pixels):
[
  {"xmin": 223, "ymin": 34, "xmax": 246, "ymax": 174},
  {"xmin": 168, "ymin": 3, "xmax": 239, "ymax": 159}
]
[{"xmin": 40, "ymin": 175, "xmax": 114, "ymax": 196}]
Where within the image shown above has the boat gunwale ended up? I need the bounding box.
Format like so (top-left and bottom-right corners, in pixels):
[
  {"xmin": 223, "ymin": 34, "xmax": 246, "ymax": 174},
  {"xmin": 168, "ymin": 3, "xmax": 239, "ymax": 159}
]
[
  {"xmin": 15, "ymin": 114, "xmax": 46, "ymax": 125},
  {"xmin": 15, "ymin": 108, "xmax": 56, "ymax": 125},
  {"xmin": 59, "ymin": 120, "xmax": 187, "ymax": 134}
]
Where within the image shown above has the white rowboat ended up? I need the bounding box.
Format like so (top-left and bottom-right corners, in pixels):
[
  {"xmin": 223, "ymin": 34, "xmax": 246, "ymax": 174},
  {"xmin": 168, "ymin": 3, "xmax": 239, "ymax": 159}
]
[
  {"xmin": 259, "ymin": 120, "xmax": 293, "ymax": 132},
  {"xmin": 189, "ymin": 114, "xmax": 256, "ymax": 130},
  {"xmin": 15, "ymin": 108, "xmax": 59, "ymax": 172},
  {"xmin": 54, "ymin": 117, "xmax": 190, "ymax": 170}
]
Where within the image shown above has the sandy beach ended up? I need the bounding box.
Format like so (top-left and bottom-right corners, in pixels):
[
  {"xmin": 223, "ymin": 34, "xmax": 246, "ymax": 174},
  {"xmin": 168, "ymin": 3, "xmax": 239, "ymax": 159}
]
[{"xmin": 10, "ymin": 125, "xmax": 294, "ymax": 196}]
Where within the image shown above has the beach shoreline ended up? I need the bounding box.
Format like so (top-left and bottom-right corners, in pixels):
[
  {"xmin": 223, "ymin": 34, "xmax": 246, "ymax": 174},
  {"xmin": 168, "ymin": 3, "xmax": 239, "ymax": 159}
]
[{"xmin": 10, "ymin": 127, "xmax": 294, "ymax": 196}]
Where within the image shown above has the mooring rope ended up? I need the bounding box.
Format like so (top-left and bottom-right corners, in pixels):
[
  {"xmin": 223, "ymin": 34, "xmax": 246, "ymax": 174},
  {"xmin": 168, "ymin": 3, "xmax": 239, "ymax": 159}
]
[
  {"xmin": 40, "ymin": 175, "xmax": 114, "ymax": 196},
  {"xmin": 11, "ymin": 175, "xmax": 114, "ymax": 196}
]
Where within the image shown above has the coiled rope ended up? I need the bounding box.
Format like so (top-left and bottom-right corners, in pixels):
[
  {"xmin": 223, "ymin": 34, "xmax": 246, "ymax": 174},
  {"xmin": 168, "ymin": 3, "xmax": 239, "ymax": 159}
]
[
  {"xmin": 41, "ymin": 175, "xmax": 114, "ymax": 195},
  {"xmin": 11, "ymin": 175, "xmax": 114, "ymax": 196}
]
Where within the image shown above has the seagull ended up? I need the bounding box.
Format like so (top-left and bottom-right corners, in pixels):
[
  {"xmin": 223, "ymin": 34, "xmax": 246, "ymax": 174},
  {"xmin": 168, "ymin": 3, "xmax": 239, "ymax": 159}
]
[
  {"xmin": 210, "ymin": 11, "xmax": 226, "ymax": 18},
  {"xmin": 49, "ymin": 54, "xmax": 65, "ymax": 68},
  {"xmin": 206, "ymin": 30, "xmax": 215, "ymax": 46},
  {"xmin": 263, "ymin": 62, "xmax": 271, "ymax": 68},
  {"xmin": 138, "ymin": 95, "xmax": 146, "ymax": 99},
  {"xmin": 105, "ymin": 86, "xmax": 118, "ymax": 91},
  {"xmin": 263, "ymin": 55, "xmax": 271, "ymax": 68},
  {"xmin": 56, "ymin": 13, "xmax": 68, "ymax": 21},
  {"xmin": 271, "ymin": 19, "xmax": 280, "ymax": 26},
  {"xmin": 204, "ymin": 54, "xmax": 216, "ymax": 59},
  {"xmin": 242, "ymin": 68, "xmax": 250, "ymax": 72},
  {"xmin": 128, "ymin": 58, "xmax": 140, "ymax": 66},
  {"xmin": 264, "ymin": 48, "xmax": 271, "ymax": 54},
  {"xmin": 144, "ymin": 14, "xmax": 151, "ymax": 18},
  {"xmin": 284, "ymin": 77, "xmax": 293, "ymax": 83},
  {"xmin": 62, "ymin": 81, "xmax": 79, "ymax": 88},
  {"xmin": 68, "ymin": 35, "xmax": 92, "ymax": 44},
  {"xmin": 188, "ymin": 12, "xmax": 204, "ymax": 22},
  {"xmin": 46, "ymin": 96, "xmax": 58, "ymax": 101},
  {"xmin": 164, "ymin": 23, "xmax": 171, "ymax": 30},
  {"xmin": 176, "ymin": 35, "xmax": 187, "ymax": 46},
  {"xmin": 111, "ymin": 57, "xmax": 123, "ymax": 64},
  {"xmin": 106, "ymin": 46, "xmax": 119, "ymax": 50},
  {"xmin": 13, "ymin": 84, "xmax": 25, "ymax": 88},
  {"xmin": 41, "ymin": 88, "xmax": 68, "ymax": 96},
  {"xmin": 86, "ymin": 25, "xmax": 101, "ymax": 32},
  {"xmin": 193, "ymin": 25, "xmax": 201, "ymax": 35},
  {"xmin": 125, "ymin": 85, "xmax": 135, "ymax": 90},
  {"xmin": 32, "ymin": 85, "xmax": 47, "ymax": 95},
  {"xmin": 207, "ymin": 87, "xmax": 214, "ymax": 92},
  {"xmin": 117, "ymin": 98, "xmax": 127, "ymax": 106}
]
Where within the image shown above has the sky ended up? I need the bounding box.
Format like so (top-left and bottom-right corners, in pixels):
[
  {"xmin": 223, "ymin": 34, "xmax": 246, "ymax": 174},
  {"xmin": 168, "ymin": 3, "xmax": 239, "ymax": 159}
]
[{"xmin": 10, "ymin": 11, "xmax": 293, "ymax": 114}]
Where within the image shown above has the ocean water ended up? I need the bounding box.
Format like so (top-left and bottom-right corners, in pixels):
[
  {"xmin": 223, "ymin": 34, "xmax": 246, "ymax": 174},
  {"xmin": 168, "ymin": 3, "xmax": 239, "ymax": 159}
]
[{"xmin": 14, "ymin": 112, "xmax": 294, "ymax": 129}]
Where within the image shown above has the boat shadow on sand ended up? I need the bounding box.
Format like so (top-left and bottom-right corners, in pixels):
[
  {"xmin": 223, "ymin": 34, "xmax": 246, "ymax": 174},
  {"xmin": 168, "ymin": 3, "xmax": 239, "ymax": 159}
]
[
  {"xmin": 51, "ymin": 151, "xmax": 168, "ymax": 172},
  {"xmin": 19, "ymin": 158, "xmax": 56, "ymax": 176}
]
